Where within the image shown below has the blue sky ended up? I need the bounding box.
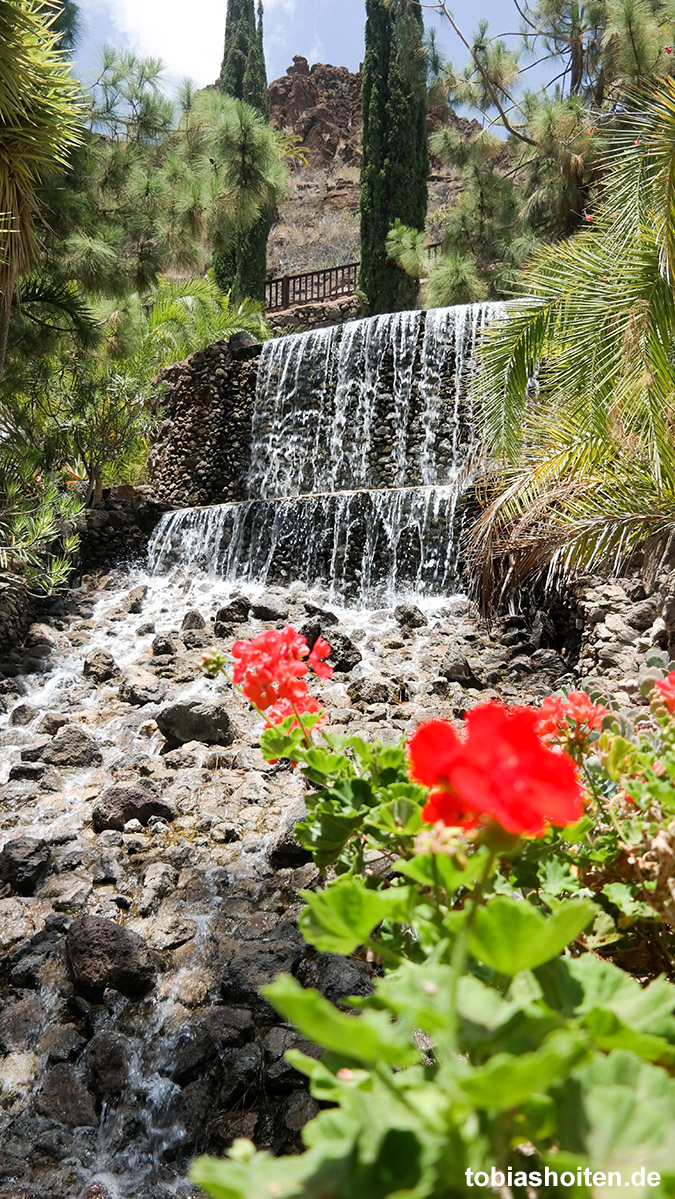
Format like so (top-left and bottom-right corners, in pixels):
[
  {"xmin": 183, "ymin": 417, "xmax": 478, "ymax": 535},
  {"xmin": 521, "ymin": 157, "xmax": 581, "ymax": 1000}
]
[{"xmin": 74, "ymin": 0, "xmax": 522, "ymax": 92}]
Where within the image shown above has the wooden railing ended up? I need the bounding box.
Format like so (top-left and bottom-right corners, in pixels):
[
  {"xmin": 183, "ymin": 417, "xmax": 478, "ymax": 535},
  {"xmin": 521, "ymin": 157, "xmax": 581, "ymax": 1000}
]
[{"xmin": 265, "ymin": 243, "xmax": 443, "ymax": 312}]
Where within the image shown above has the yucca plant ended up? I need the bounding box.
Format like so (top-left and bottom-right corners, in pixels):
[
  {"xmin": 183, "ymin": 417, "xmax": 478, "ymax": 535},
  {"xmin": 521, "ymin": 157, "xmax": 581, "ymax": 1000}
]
[
  {"xmin": 0, "ymin": 0, "xmax": 83, "ymax": 377},
  {"xmin": 470, "ymin": 77, "xmax": 675, "ymax": 609}
]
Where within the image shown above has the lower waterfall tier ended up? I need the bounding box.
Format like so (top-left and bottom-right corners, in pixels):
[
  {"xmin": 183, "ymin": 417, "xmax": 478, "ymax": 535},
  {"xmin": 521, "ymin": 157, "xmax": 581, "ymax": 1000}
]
[{"xmin": 148, "ymin": 485, "xmax": 470, "ymax": 604}]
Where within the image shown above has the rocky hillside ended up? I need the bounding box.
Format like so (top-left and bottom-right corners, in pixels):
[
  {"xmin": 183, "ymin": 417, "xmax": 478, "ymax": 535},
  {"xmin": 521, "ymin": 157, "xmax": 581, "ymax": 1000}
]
[{"xmin": 266, "ymin": 57, "xmax": 477, "ymax": 278}]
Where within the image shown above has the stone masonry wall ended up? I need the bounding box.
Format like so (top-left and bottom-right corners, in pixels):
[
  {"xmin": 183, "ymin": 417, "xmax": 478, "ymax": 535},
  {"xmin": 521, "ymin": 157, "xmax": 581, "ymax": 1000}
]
[
  {"xmin": 0, "ymin": 573, "xmax": 33, "ymax": 654},
  {"xmin": 148, "ymin": 333, "xmax": 262, "ymax": 509}
]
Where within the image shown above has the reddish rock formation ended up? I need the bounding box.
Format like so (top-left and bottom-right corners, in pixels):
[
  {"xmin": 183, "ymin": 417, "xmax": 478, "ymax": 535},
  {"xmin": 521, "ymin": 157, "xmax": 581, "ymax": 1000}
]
[{"xmin": 268, "ymin": 56, "xmax": 362, "ymax": 166}]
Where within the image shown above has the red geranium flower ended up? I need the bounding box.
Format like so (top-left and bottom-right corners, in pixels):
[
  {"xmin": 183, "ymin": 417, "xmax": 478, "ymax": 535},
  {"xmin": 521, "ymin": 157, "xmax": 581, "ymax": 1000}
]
[
  {"xmin": 654, "ymin": 672, "xmax": 675, "ymax": 713},
  {"xmin": 409, "ymin": 704, "xmax": 583, "ymax": 837},
  {"xmin": 536, "ymin": 690, "xmax": 607, "ymax": 745},
  {"xmin": 232, "ymin": 625, "xmax": 332, "ymax": 713}
]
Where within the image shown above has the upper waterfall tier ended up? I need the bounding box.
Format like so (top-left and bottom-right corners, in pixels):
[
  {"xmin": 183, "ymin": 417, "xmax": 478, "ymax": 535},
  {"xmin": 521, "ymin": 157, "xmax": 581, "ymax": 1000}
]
[{"xmin": 247, "ymin": 303, "xmax": 504, "ymax": 500}]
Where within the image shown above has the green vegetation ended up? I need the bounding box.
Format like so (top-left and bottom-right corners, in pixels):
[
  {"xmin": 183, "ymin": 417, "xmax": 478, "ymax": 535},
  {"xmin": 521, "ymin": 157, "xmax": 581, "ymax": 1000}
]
[
  {"xmin": 215, "ymin": 0, "xmax": 272, "ymax": 301},
  {"xmin": 389, "ymin": 0, "xmax": 675, "ymax": 306},
  {"xmin": 360, "ymin": 0, "xmax": 429, "ymax": 314},
  {"xmin": 471, "ymin": 79, "xmax": 675, "ymax": 608}
]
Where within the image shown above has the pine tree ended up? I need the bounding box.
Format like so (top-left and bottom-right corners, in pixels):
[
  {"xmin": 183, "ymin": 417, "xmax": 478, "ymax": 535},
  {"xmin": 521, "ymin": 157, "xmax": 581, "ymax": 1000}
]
[
  {"xmin": 215, "ymin": 0, "xmax": 271, "ymax": 301},
  {"xmin": 360, "ymin": 0, "xmax": 429, "ymax": 315}
]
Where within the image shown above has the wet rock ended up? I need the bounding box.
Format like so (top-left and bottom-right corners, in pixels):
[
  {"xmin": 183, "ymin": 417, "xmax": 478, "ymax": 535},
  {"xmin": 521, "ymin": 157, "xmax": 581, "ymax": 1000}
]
[
  {"xmin": 250, "ymin": 593, "xmax": 289, "ymax": 622},
  {"xmin": 168, "ymin": 1020, "xmax": 218, "ymax": 1084},
  {"xmin": 36, "ymin": 1063, "xmax": 97, "ymax": 1126},
  {"xmin": 93, "ymin": 782, "xmax": 176, "ymax": 832},
  {"xmin": 36, "ymin": 710, "xmax": 69, "ymax": 735},
  {"xmin": 83, "ymin": 648, "xmax": 117, "ymax": 682},
  {"xmin": 41, "ymin": 723, "xmax": 102, "ymax": 767},
  {"xmin": 38, "ymin": 1022, "xmax": 86, "ymax": 1063},
  {"xmin": 0, "ymin": 996, "xmax": 43, "ymax": 1051},
  {"xmin": 266, "ymin": 798, "xmax": 311, "ymax": 869},
  {"xmin": 85, "ymin": 1030, "xmax": 131, "ymax": 1099},
  {"xmin": 8, "ymin": 761, "xmax": 47, "ymax": 782},
  {"xmin": 182, "ymin": 608, "xmax": 206, "ymax": 630},
  {"xmin": 119, "ymin": 584, "xmax": 147, "ymax": 614},
  {"xmin": 394, "ymin": 602, "xmax": 428, "ymax": 629},
  {"xmin": 303, "ymin": 601, "xmax": 338, "ymax": 625},
  {"xmin": 214, "ymin": 596, "xmax": 252, "ymax": 631},
  {"xmin": 302, "ymin": 620, "xmax": 362, "ymax": 672},
  {"xmin": 0, "ymin": 838, "xmax": 51, "ymax": 895},
  {"xmin": 40, "ymin": 873, "xmax": 92, "ymax": 912},
  {"xmin": 151, "ymin": 632, "xmax": 179, "ymax": 656},
  {"xmin": 221, "ymin": 940, "xmax": 303, "ymax": 1013},
  {"xmin": 144, "ymin": 913, "xmax": 196, "ymax": 950},
  {"xmin": 440, "ymin": 646, "xmax": 485, "ymax": 689},
  {"xmin": 157, "ymin": 700, "xmax": 236, "ymax": 747},
  {"xmin": 118, "ymin": 666, "xmax": 165, "ymax": 706},
  {"xmin": 9, "ymin": 702, "xmax": 38, "ymax": 726},
  {"xmin": 296, "ymin": 951, "xmax": 372, "ymax": 1002},
  {"xmin": 67, "ymin": 916, "xmax": 156, "ymax": 997},
  {"xmin": 139, "ymin": 862, "xmax": 177, "ymax": 915},
  {"xmin": 347, "ymin": 675, "xmax": 392, "ymax": 706}
]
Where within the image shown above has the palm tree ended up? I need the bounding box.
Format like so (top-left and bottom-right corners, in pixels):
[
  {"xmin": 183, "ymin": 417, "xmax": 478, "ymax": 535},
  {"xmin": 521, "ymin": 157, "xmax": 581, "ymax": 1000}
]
[
  {"xmin": 470, "ymin": 77, "xmax": 675, "ymax": 609},
  {"xmin": 0, "ymin": 0, "xmax": 82, "ymax": 378}
]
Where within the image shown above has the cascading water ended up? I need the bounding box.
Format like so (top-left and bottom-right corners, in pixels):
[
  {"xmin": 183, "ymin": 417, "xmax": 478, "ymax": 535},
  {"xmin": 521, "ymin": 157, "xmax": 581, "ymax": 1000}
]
[{"xmin": 149, "ymin": 302, "xmax": 505, "ymax": 603}]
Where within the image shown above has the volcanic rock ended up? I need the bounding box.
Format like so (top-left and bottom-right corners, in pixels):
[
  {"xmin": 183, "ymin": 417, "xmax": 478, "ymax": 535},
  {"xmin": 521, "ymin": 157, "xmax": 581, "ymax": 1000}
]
[
  {"xmin": 156, "ymin": 700, "xmax": 236, "ymax": 747},
  {"xmin": 118, "ymin": 666, "xmax": 165, "ymax": 706},
  {"xmin": 83, "ymin": 648, "xmax": 117, "ymax": 682},
  {"xmin": 41, "ymin": 723, "xmax": 103, "ymax": 767},
  {"xmin": 66, "ymin": 916, "xmax": 156, "ymax": 997},
  {"xmin": 440, "ymin": 646, "xmax": 485, "ymax": 689},
  {"xmin": 394, "ymin": 602, "xmax": 428, "ymax": 629},
  {"xmin": 92, "ymin": 784, "xmax": 177, "ymax": 833},
  {"xmin": 36, "ymin": 1063, "xmax": 97, "ymax": 1127},
  {"xmin": 0, "ymin": 838, "xmax": 51, "ymax": 895}
]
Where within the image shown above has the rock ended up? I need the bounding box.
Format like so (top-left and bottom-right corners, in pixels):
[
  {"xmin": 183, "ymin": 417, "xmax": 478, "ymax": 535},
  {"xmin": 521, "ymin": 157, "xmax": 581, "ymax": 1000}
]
[
  {"xmin": 302, "ymin": 621, "xmax": 362, "ymax": 672},
  {"xmin": 118, "ymin": 666, "xmax": 165, "ymax": 706},
  {"xmin": 66, "ymin": 916, "xmax": 156, "ymax": 997},
  {"xmin": 119, "ymin": 584, "xmax": 147, "ymax": 614},
  {"xmin": 85, "ymin": 1031, "xmax": 131, "ymax": 1099},
  {"xmin": 9, "ymin": 702, "xmax": 38, "ymax": 726},
  {"xmin": 36, "ymin": 711, "xmax": 69, "ymax": 735},
  {"xmin": 250, "ymin": 593, "xmax": 289, "ymax": 621},
  {"xmin": 181, "ymin": 608, "xmax": 205, "ymax": 630},
  {"xmin": 36, "ymin": 1063, "xmax": 97, "ymax": 1127},
  {"xmin": 83, "ymin": 649, "xmax": 117, "ymax": 682},
  {"xmin": 229, "ymin": 329, "xmax": 260, "ymax": 353},
  {"xmin": 40, "ymin": 873, "xmax": 92, "ymax": 912},
  {"xmin": 347, "ymin": 675, "xmax": 392, "ymax": 706},
  {"xmin": 138, "ymin": 862, "xmax": 177, "ymax": 915},
  {"xmin": 214, "ymin": 596, "xmax": 252, "ymax": 629},
  {"xmin": 41, "ymin": 723, "xmax": 102, "ymax": 767},
  {"xmin": 303, "ymin": 601, "xmax": 338, "ymax": 625},
  {"xmin": 627, "ymin": 598, "xmax": 659, "ymax": 631},
  {"xmin": 151, "ymin": 633, "xmax": 179, "ymax": 656},
  {"xmin": 0, "ymin": 838, "xmax": 51, "ymax": 895},
  {"xmin": 440, "ymin": 646, "xmax": 485, "ymax": 689},
  {"xmin": 8, "ymin": 761, "xmax": 47, "ymax": 781},
  {"xmin": 221, "ymin": 940, "xmax": 303, "ymax": 1013},
  {"xmin": 0, "ymin": 996, "xmax": 43, "ymax": 1051},
  {"xmin": 92, "ymin": 783, "xmax": 177, "ymax": 833},
  {"xmin": 394, "ymin": 602, "xmax": 428, "ymax": 629},
  {"xmin": 156, "ymin": 700, "xmax": 236, "ymax": 747}
]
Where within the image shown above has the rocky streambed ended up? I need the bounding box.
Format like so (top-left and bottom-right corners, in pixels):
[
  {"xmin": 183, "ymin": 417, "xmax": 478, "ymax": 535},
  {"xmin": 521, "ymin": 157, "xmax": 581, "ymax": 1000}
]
[{"xmin": 0, "ymin": 563, "xmax": 669, "ymax": 1199}]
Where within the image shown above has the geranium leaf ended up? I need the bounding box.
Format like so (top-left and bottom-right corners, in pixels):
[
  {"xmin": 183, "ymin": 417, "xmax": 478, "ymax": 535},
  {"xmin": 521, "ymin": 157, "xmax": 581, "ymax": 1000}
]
[
  {"xmin": 469, "ymin": 896, "xmax": 595, "ymax": 974},
  {"xmin": 298, "ymin": 876, "xmax": 412, "ymax": 954}
]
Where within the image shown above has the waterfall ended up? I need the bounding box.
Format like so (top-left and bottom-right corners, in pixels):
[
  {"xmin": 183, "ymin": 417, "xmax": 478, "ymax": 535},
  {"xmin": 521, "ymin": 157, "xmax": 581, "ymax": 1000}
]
[{"xmin": 149, "ymin": 302, "xmax": 505, "ymax": 602}]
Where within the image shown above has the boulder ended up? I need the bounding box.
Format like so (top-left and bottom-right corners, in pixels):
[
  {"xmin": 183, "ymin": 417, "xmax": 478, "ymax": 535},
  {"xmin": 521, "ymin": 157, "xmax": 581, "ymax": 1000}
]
[
  {"xmin": 156, "ymin": 700, "xmax": 236, "ymax": 747},
  {"xmin": 302, "ymin": 621, "xmax": 362, "ymax": 672},
  {"xmin": 394, "ymin": 602, "xmax": 428, "ymax": 629},
  {"xmin": 181, "ymin": 608, "xmax": 206, "ymax": 630},
  {"xmin": 440, "ymin": 646, "xmax": 484, "ymax": 689},
  {"xmin": 9, "ymin": 703, "xmax": 38, "ymax": 727},
  {"xmin": 221, "ymin": 940, "xmax": 303, "ymax": 1013},
  {"xmin": 119, "ymin": 584, "xmax": 147, "ymax": 614},
  {"xmin": 92, "ymin": 784, "xmax": 177, "ymax": 833},
  {"xmin": 36, "ymin": 711, "xmax": 69, "ymax": 735},
  {"xmin": 83, "ymin": 648, "xmax": 117, "ymax": 682},
  {"xmin": 250, "ymin": 593, "xmax": 289, "ymax": 622},
  {"xmin": 347, "ymin": 675, "xmax": 393, "ymax": 706},
  {"xmin": 41, "ymin": 723, "xmax": 102, "ymax": 767},
  {"xmin": 36, "ymin": 1063, "xmax": 97, "ymax": 1127},
  {"xmin": 214, "ymin": 596, "xmax": 252, "ymax": 629},
  {"xmin": 66, "ymin": 915, "xmax": 156, "ymax": 997},
  {"xmin": 85, "ymin": 1030, "xmax": 132, "ymax": 1099},
  {"xmin": 151, "ymin": 633, "xmax": 179, "ymax": 657},
  {"xmin": 0, "ymin": 838, "xmax": 51, "ymax": 895},
  {"xmin": 118, "ymin": 666, "xmax": 165, "ymax": 706}
]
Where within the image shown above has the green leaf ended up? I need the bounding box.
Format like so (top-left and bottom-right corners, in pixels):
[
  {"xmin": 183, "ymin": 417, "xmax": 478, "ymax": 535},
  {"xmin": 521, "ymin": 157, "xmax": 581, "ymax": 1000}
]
[
  {"xmin": 454, "ymin": 1030, "xmax": 590, "ymax": 1110},
  {"xmin": 259, "ymin": 723, "xmax": 304, "ymax": 761},
  {"xmin": 603, "ymin": 881, "xmax": 658, "ymax": 920},
  {"xmin": 298, "ymin": 876, "xmax": 412, "ymax": 955},
  {"xmin": 469, "ymin": 896, "xmax": 595, "ymax": 975},
  {"xmin": 262, "ymin": 974, "xmax": 418, "ymax": 1067}
]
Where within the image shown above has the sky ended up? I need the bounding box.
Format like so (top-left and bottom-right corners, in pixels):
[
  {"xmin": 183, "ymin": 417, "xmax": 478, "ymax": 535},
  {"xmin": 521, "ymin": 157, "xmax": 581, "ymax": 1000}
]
[{"xmin": 74, "ymin": 0, "xmax": 521, "ymax": 93}]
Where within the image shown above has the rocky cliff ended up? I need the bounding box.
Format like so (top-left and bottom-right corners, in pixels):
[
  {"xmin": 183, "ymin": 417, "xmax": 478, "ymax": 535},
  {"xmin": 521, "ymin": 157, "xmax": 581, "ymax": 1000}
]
[{"xmin": 268, "ymin": 56, "xmax": 362, "ymax": 167}]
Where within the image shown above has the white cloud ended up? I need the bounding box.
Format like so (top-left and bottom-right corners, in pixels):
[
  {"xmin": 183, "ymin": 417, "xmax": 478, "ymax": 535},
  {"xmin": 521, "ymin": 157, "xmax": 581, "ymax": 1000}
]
[{"xmin": 80, "ymin": 0, "xmax": 225, "ymax": 87}]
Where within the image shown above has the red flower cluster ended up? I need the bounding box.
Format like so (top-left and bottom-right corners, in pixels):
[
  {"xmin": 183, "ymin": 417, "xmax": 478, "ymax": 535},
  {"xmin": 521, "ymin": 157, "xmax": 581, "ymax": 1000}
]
[
  {"xmin": 231, "ymin": 626, "xmax": 332, "ymax": 727},
  {"xmin": 654, "ymin": 672, "xmax": 675, "ymax": 714},
  {"xmin": 409, "ymin": 704, "xmax": 583, "ymax": 838},
  {"xmin": 535, "ymin": 690, "xmax": 607, "ymax": 745}
]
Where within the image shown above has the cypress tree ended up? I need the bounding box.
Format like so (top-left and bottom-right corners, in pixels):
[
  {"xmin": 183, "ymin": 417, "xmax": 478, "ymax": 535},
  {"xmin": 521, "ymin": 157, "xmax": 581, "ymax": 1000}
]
[
  {"xmin": 360, "ymin": 0, "xmax": 428, "ymax": 314},
  {"xmin": 215, "ymin": 0, "xmax": 271, "ymax": 301}
]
